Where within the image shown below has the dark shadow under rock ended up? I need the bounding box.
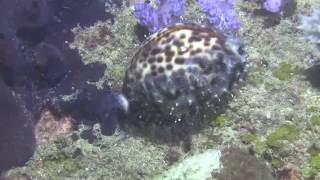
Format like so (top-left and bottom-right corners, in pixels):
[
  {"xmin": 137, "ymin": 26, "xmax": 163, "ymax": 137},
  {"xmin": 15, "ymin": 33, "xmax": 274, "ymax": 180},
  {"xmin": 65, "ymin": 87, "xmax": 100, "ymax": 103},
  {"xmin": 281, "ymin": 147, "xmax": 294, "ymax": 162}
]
[
  {"xmin": 305, "ymin": 64, "xmax": 320, "ymax": 89},
  {"xmin": 0, "ymin": 80, "xmax": 36, "ymax": 173}
]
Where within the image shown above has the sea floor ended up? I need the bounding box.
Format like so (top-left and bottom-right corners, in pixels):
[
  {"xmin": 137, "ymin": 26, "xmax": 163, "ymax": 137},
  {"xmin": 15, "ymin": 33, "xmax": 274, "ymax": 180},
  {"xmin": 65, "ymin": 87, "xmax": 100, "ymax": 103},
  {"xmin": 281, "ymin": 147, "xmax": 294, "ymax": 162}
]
[{"xmin": 3, "ymin": 0, "xmax": 320, "ymax": 179}]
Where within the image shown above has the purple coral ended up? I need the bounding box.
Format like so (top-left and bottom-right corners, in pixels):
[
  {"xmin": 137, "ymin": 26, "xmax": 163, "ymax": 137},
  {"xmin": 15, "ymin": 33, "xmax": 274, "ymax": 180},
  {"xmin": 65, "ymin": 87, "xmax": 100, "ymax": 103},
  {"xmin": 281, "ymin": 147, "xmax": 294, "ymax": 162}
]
[
  {"xmin": 263, "ymin": 0, "xmax": 283, "ymax": 13},
  {"xmin": 134, "ymin": 0, "xmax": 184, "ymax": 32},
  {"xmin": 197, "ymin": 0, "xmax": 241, "ymax": 33},
  {"xmin": 263, "ymin": 0, "xmax": 292, "ymax": 13},
  {"xmin": 133, "ymin": 0, "xmax": 241, "ymax": 33}
]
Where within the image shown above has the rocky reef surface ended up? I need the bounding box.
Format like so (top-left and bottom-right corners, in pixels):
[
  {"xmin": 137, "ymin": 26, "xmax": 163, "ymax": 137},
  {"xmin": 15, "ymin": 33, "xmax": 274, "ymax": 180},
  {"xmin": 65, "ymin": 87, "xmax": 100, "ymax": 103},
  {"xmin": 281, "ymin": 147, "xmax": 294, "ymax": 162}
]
[
  {"xmin": 0, "ymin": 0, "xmax": 125, "ymax": 173},
  {"xmin": 2, "ymin": 0, "xmax": 320, "ymax": 179}
]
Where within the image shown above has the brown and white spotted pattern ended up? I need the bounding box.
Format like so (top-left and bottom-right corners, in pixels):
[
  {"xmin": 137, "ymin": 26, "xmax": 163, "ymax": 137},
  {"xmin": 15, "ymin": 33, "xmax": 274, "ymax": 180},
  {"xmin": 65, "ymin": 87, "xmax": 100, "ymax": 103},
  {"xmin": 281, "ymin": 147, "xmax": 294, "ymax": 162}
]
[{"xmin": 123, "ymin": 23, "xmax": 246, "ymax": 126}]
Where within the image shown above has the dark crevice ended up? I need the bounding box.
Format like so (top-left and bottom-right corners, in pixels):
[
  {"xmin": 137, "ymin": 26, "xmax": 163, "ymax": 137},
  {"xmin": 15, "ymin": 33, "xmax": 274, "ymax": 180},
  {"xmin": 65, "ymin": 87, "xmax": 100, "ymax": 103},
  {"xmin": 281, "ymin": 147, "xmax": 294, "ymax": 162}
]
[{"xmin": 16, "ymin": 26, "xmax": 47, "ymax": 46}]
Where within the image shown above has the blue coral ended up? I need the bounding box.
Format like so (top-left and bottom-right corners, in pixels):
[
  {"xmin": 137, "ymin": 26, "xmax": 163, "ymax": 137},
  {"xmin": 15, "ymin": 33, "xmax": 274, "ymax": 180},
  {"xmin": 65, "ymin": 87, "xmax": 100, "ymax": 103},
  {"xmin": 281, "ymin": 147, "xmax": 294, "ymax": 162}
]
[
  {"xmin": 196, "ymin": 0, "xmax": 241, "ymax": 33},
  {"xmin": 133, "ymin": 0, "xmax": 184, "ymax": 32}
]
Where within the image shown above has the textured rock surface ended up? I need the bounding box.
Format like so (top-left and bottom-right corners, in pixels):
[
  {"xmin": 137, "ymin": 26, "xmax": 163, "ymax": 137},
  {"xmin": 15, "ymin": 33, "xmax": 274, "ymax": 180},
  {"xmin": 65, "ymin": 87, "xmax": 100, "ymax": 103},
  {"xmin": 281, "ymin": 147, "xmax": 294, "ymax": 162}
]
[{"xmin": 0, "ymin": 80, "xmax": 35, "ymax": 172}]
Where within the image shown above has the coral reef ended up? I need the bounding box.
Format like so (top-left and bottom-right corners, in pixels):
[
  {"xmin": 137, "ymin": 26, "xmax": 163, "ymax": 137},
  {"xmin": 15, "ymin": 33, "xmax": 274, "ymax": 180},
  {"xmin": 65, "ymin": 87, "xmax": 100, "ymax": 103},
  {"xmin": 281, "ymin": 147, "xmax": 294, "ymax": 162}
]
[
  {"xmin": 0, "ymin": 0, "xmax": 126, "ymax": 171},
  {"xmin": 2, "ymin": 0, "xmax": 320, "ymax": 179},
  {"xmin": 133, "ymin": 0, "xmax": 241, "ymax": 34},
  {"xmin": 5, "ymin": 131, "xmax": 168, "ymax": 180},
  {"xmin": 70, "ymin": 9, "xmax": 140, "ymax": 88},
  {"xmin": 197, "ymin": 0, "xmax": 241, "ymax": 33},
  {"xmin": 133, "ymin": 0, "xmax": 185, "ymax": 32},
  {"xmin": 0, "ymin": 0, "xmax": 125, "ymax": 127}
]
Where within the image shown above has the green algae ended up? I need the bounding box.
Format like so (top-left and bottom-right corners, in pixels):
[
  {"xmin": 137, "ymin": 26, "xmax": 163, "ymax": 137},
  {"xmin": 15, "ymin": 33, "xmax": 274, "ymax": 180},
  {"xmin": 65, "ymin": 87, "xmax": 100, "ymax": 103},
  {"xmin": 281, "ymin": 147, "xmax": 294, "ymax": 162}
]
[
  {"xmin": 303, "ymin": 154, "xmax": 320, "ymax": 179},
  {"xmin": 266, "ymin": 124, "xmax": 299, "ymax": 150},
  {"xmin": 309, "ymin": 155, "xmax": 320, "ymax": 174},
  {"xmin": 271, "ymin": 158, "xmax": 285, "ymax": 169},
  {"xmin": 241, "ymin": 132, "xmax": 257, "ymax": 144},
  {"xmin": 307, "ymin": 106, "xmax": 319, "ymax": 113},
  {"xmin": 248, "ymin": 73, "xmax": 265, "ymax": 86},
  {"xmin": 307, "ymin": 141, "xmax": 320, "ymax": 156},
  {"xmin": 210, "ymin": 115, "xmax": 228, "ymax": 127},
  {"xmin": 255, "ymin": 140, "xmax": 268, "ymax": 155},
  {"xmin": 272, "ymin": 62, "xmax": 295, "ymax": 81},
  {"xmin": 247, "ymin": 64, "xmax": 267, "ymax": 86},
  {"xmin": 310, "ymin": 115, "xmax": 320, "ymax": 126},
  {"xmin": 264, "ymin": 81, "xmax": 277, "ymax": 91}
]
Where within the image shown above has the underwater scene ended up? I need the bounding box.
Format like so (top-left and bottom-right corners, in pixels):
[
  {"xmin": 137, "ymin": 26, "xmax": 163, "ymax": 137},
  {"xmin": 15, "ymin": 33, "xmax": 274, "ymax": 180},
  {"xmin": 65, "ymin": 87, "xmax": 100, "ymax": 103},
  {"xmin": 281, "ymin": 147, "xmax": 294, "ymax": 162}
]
[{"xmin": 1, "ymin": 0, "xmax": 320, "ymax": 179}]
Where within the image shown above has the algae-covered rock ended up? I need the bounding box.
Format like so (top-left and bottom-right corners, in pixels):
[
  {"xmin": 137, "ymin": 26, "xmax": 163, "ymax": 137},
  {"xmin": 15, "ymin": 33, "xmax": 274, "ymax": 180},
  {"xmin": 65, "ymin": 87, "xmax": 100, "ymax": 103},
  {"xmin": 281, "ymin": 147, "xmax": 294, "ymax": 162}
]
[
  {"xmin": 216, "ymin": 148, "xmax": 275, "ymax": 180},
  {"xmin": 302, "ymin": 154, "xmax": 320, "ymax": 179},
  {"xmin": 272, "ymin": 62, "xmax": 295, "ymax": 81},
  {"xmin": 70, "ymin": 5, "xmax": 140, "ymax": 88},
  {"xmin": 155, "ymin": 149, "xmax": 221, "ymax": 180},
  {"xmin": 240, "ymin": 132, "xmax": 257, "ymax": 144},
  {"xmin": 5, "ymin": 132, "xmax": 168, "ymax": 180},
  {"xmin": 156, "ymin": 147, "xmax": 275, "ymax": 180},
  {"xmin": 299, "ymin": 9, "xmax": 320, "ymax": 46},
  {"xmin": 266, "ymin": 123, "xmax": 299, "ymax": 150}
]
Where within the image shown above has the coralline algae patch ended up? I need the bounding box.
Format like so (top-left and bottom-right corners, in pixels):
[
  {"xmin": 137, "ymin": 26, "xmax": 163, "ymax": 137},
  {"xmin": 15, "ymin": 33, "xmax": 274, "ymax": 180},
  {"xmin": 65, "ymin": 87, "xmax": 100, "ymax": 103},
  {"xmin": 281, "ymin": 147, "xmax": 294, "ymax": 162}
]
[{"xmin": 156, "ymin": 149, "xmax": 221, "ymax": 179}]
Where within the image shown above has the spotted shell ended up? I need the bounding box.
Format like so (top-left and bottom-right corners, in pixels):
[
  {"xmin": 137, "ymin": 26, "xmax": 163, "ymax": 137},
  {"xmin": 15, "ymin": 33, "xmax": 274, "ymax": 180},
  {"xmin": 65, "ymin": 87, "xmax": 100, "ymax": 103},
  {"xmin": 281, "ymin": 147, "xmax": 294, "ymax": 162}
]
[{"xmin": 123, "ymin": 23, "xmax": 246, "ymax": 127}]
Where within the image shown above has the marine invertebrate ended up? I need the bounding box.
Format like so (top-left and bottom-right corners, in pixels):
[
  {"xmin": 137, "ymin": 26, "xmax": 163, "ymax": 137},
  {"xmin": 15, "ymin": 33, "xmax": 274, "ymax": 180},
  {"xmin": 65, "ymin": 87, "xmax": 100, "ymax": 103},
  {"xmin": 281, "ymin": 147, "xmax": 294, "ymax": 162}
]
[
  {"xmin": 133, "ymin": 0, "xmax": 241, "ymax": 34},
  {"xmin": 133, "ymin": 0, "xmax": 185, "ymax": 32},
  {"xmin": 196, "ymin": 0, "xmax": 241, "ymax": 33},
  {"xmin": 263, "ymin": 0, "xmax": 284, "ymax": 13},
  {"xmin": 263, "ymin": 0, "xmax": 295, "ymax": 14},
  {"xmin": 122, "ymin": 23, "xmax": 246, "ymax": 138}
]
